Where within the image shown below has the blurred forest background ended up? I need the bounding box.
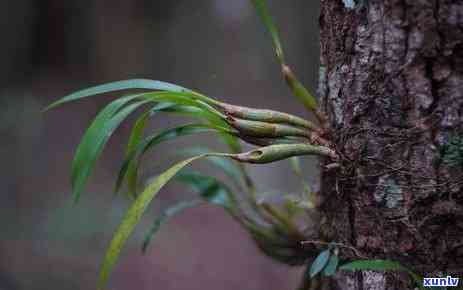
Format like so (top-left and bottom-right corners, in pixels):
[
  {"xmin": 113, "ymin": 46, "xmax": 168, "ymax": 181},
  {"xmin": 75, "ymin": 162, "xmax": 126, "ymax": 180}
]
[{"xmin": 0, "ymin": 1, "xmax": 320, "ymax": 289}]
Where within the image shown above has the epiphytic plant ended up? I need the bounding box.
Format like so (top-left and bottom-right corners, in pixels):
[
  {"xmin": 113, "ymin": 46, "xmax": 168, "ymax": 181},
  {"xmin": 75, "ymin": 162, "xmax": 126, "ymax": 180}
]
[{"xmin": 46, "ymin": 1, "xmax": 423, "ymax": 289}]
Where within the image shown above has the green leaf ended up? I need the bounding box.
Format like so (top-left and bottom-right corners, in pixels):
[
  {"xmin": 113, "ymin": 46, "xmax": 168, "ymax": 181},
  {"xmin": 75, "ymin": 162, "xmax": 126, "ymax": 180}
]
[
  {"xmin": 161, "ymin": 105, "xmax": 229, "ymax": 128},
  {"xmin": 126, "ymin": 103, "xmax": 175, "ymax": 156},
  {"xmin": 309, "ymin": 249, "xmax": 331, "ymax": 278},
  {"xmin": 250, "ymin": 0, "xmax": 284, "ymax": 63},
  {"xmin": 115, "ymin": 124, "xmax": 233, "ymax": 196},
  {"xmin": 289, "ymin": 157, "xmax": 314, "ymax": 207},
  {"xmin": 176, "ymin": 170, "xmax": 237, "ymax": 209},
  {"xmin": 71, "ymin": 95, "xmax": 148, "ymax": 202},
  {"xmin": 178, "ymin": 147, "xmax": 244, "ymax": 188},
  {"xmin": 45, "ymin": 79, "xmax": 193, "ymax": 111},
  {"xmin": 289, "ymin": 156, "xmax": 302, "ymax": 175},
  {"xmin": 142, "ymin": 170, "xmax": 240, "ymax": 253},
  {"xmin": 123, "ymin": 103, "xmax": 175, "ymax": 199},
  {"xmin": 218, "ymin": 131, "xmax": 242, "ymax": 154},
  {"xmin": 339, "ymin": 259, "xmax": 408, "ymax": 272},
  {"xmin": 141, "ymin": 199, "xmax": 202, "ymax": 253},
  {"xmin": 283, "ymin": 67, "xmax": 318, "ymax": 111},
  {"xmin": 138, "ymin": 91, "xmax": 221, "ymax": 114},
  {"xmin": 250, "ymin": 0, "xmax": 319, "ymax": 113},
  {"xmin": 323, "ymin": 254, "xmax": 339, "ymax": 276},
  {"xmin": 98, "ymin": 154, "xmax": 224, "ymax": 290},
  {"xmin": 340, "ymin": 259, "xmax": 425, "ymax": 289}
]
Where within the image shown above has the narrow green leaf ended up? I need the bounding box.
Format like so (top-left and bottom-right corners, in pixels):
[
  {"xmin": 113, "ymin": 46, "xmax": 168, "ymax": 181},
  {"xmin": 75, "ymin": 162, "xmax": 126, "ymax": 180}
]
[
  {"xmin": 289, "ymin": 157, "xmax": 302, "ymax": 175},
  {"xmin": 289, "ymin": 157, "xmax": 314, "ymax": 207},
  {"xmin": 161, "ymin": 105, "xmax": 229, "ymax": 128},
  {"xmin": 141, "ymin": 199, "xmax": 202, "ymax": 253},
  {"xmin": 250, "ymin": 0, "xmax": 284, "ymax": 62},
  {"xmin": 249, "ymin": 0, "xmax": 319, "ymax": 113},
  {"xmin": 71, "ymin": 95, "xmax": 136, "ymax": 186},
  {"xmin": 71, "ymin": 95, "xmax": 148, "ymax": 202},
  {"xmin": 282, "ymin": 66, "xmax": 319, "ymax": 111},
  {"xmin": 309, "ymin": 250, "xmax": 331, "ymax": 278},
  {"xmin": 138, "ymin": 91, "xmax": 222, "ymax": 114},
  {"xmin": 178, "ymin": 147, "xmax": 244, "ymax": 188},
  {"xmin": 98, "ymin": 153, "xmax": 231, "ymax": 290},
  {"xmin": 99, "ymin": 155, "xmax": 201, "ymax": 289},
  {"xmin": 125, "ymin": 103, "xmax": 174, "ymax": 157},
  {"xmin": 115, "ymin": 124, "xmax": 233, "ymax": 195},
  {"xmin": 176, "ymin": 171, "xmax": 237, "ymax": 208},
  {"xmin": 339, "ymin": 259, "xmax": 425, "ymax": 288},
  {"xmin": 123, "ymin": 103, "xmax": 175, "ymax": 199},
  {"xmin": 323, "ymin": 254, "xmax": 339, "ymax": 276},
  {"xmin": 339, "ymin": 259, "xmax": 408, "ymax": 272},
  {"xmin": 218, "ymin": 131, "xmax": 242, "ymax": 154},
  {"xmin": 45, "ymin": 79, "xmax": 193, "ymax": 111}
]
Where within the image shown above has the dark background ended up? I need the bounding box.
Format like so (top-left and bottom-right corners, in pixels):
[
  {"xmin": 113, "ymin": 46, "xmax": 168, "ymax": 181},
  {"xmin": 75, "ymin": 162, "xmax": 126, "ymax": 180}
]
[{"xmin": 0, "ymin": 1, "xmax": 320, "ymax": 289}]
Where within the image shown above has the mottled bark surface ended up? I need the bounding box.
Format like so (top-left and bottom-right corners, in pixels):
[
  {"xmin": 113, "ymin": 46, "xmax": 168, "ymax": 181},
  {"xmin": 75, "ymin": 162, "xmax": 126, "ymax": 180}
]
[{"xmin": 317, "ymin": 0, "xmax": 463, "ymax": 289}]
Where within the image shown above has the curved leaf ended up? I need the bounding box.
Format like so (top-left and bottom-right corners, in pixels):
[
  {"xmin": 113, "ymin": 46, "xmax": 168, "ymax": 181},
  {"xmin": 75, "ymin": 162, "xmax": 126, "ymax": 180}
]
[
  {"xmin": 161, "ymin": 105, "xmax": 229, "ymax": 128},
  {"xmin": 125, "ymin": 103, "xmax": 175, "ymax": 157},
  {"xmin": 323, "ymin": 254, "xmax": 339, "ymax": 276},
  {"xmin": 176, "ymin": 170, "xmax": 238, "ymax": 209},
  {"xmin": 141, "ymin": 199, "xmax": 202, "ymax": 253},
  {"xmin": 45, "ymin": 79, "xmax": 193, "ymax": 111},
  {"xmin": 250, "ymin": 0, "xmax": 284, "ymax": 62},
  {"xmin": 71, "ymin": 96, "xmax": 148, "ymax": 202},
  {"xmin": 339, "ymin": 259, "xmax": 408, "ymax": 272},
  {"xmin": 178, "ymin": 147, "xmax": 244, "ymax": 188},
  {"xmin": 340, "ymin": 260, "xmax": 425, "ymax": 289},
  {"xmin": 142, "ymin": 170, "xmax": 240, "ymax": 254},
  {"xmin": 123, "ymin": 103, "xmax": 175, "ymax": 198},
  {"xmin": 98, "ymin": 153, "xmax": 230, "ymax": 290},
  {"xmin": 138, "ymin": 91, "xmax": 224, "ymax": 118},
  {"xmin": 309, "ymin": 249, "xmax": 331, "ymax": 278},
  {"xmin": 250, "ymin": 0, "xmax": 318, "ymax": 112},
  {"xmin": 218, "ymin": 131, "xmax": 242, "ymax": 154},
  {"xmin": 114, "ymin": 124, "xmax": 234, "ymax": 195}
]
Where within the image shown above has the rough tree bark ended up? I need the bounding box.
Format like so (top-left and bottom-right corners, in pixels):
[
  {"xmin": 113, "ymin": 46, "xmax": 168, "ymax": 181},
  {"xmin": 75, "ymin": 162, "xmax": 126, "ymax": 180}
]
[{"xmin": 317, "ymin": 0, "xmax": 463, "ymax": 289}]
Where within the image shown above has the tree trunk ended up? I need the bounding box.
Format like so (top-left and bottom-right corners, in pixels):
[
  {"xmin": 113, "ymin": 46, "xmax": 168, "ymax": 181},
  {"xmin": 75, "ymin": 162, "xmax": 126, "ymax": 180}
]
[{"xmin": 317, "ymin": 0, "xmax": 463, "ymax": 289}]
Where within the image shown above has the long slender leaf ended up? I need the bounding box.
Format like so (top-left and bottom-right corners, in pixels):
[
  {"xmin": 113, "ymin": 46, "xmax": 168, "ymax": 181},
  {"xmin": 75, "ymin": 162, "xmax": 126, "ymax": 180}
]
[
  {"xmin": 250, "ymin": 0, "xmax": 284, "ymax": 63},
  {"xmin": 71, "ymin": 96, "xmax": 148, "ymax": 202},
  {"xmin": 98, "ymin": 153, "xmax": 230, "ymax": 290},
  {"xmin": 45, "ymin": 79, "xmax": 193, "ymax": 111},
  {"xmin": 283, "ymin": 68, "xmax": 318, "ymax": 111},
  {"xmin": 178, "ymin": 147, "xmax": 244, "ymax": 188},
  {"xmin": 289, "ymin": 157, "xmax": 313, "ymax": 205},
  {"xmin": 218, "ymin": 131, "xmax": 242, "ymax": 154},
  {"xmin": 141, "ymin": 199, "xmax": 202, "ymax": 253},
  {"xmin": 176, "ymin": 170, "xmax": 238, "ymax": 209},
  {"xmin": 142, "ymin": 170, "xmax": 240, "ymax": 253},
  {"xmin": 309, "ymin": 250, "xmax": 331, "ymax": 278},
  {"xmin": 250, "ymin": 0, "xmax": 319, "ymax": 113},
  {"xmin": 161, "ymin": 105, "xmax": 229, "ymax": 128},
  {"xmin": 71, "ymin": 95, "xmax": 136, "ymax": 186},
  {"xmin": 137, "ymin": 91, "xmax": 224, "ymax": 118},
  {"xmin": 114, "ymin": 124, "xmax": 234, "ymax": 195},
  {"xmin": 123, "ymin": 103, "xmax": 175, "ymax": 198},
  {"xmin": 125, "ymin": 103, "xmax": 174, "ymax": 158},
  {"xmin": 339, "ymin": 259, "xmax": 425, "ymax": 288},
  {"xmin": 339, "ymin": 259, "xmax": 408, "ymax": 272}
]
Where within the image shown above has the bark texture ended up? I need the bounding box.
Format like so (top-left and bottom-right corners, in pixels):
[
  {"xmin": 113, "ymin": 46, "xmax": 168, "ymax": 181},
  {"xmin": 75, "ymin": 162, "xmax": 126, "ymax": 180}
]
[{"xmin": 317, "ymin": 0, "xmax": 463, "ymax": 289}]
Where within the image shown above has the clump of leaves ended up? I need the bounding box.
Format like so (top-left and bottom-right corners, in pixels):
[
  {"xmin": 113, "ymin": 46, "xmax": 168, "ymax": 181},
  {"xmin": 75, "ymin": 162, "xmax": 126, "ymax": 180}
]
[{"xmin": 46, "ymin": 0, "xmax": 337, "ymax": 289}]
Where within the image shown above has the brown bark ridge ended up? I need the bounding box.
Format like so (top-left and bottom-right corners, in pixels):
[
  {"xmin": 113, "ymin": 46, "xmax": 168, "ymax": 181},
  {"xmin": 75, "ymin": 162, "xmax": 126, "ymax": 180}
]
[{"xmin": 317, "ymin": 0, "xmax": 463, "ymax": 289}]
